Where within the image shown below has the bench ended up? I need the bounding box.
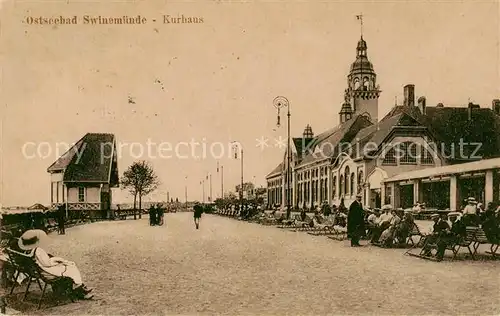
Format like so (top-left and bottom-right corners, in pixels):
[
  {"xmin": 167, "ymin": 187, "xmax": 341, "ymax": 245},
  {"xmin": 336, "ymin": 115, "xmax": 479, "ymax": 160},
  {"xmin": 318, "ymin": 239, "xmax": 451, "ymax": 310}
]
[
  {"xmin": 412, "ymin": 228, "xmax": 476, "ymax": 261},
  {"xmin": 5, "ymin": 249, "xmax": 74, "ymax": 309},
  {"xmin": 473, "ymin": 228, "xmax": 499, "ymax": 258}
]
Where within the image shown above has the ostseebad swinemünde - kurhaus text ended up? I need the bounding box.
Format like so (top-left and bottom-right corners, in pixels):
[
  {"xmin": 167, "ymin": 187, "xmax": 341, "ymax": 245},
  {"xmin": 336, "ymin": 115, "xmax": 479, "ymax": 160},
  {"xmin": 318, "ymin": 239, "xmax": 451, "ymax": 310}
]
[{"xmin": 24, "ymin": 15, "xmax": 204, "ymax": 25}]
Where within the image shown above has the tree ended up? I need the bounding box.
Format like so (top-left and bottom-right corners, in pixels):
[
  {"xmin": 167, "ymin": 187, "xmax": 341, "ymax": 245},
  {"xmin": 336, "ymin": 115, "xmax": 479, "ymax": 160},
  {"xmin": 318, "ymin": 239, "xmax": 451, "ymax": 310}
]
[{"xmin": 121, "ymin": 161, "xmax": 160, "ymax": 219}]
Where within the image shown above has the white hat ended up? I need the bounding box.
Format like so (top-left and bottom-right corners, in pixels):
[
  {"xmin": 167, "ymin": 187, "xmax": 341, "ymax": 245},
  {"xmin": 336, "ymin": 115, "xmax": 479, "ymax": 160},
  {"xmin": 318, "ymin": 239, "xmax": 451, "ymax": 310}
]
[
  {"xmin": 430, "ymin": 213, "xmax": 440, "ymax": 219},
  {"xmin": 18, "ymin": 229, "xmax": 47, "ymax": 251},
  {"xmin": 467, "ymin": 197, "xmax": 477, "ymax": 203},
  {"xmin": 381, "ymin": 204, "xmax": 392, "ymax": 210}
]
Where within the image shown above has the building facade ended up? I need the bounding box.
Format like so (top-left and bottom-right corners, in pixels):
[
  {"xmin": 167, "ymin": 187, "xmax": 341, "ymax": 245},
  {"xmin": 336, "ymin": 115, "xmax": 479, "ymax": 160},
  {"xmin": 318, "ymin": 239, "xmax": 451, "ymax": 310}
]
[
  {"xmin": 47, "ymin": 133, "xmax": 119, "ymax": 211},
  {"xmin": 266, "ymin": 36, "xmax": 500, "ymax": 211}
]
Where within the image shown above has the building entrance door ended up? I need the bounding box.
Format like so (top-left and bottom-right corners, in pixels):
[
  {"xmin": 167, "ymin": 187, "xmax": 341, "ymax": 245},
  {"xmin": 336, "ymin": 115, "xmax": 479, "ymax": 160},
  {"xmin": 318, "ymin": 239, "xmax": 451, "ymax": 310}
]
[
  {"xmin": 370, "ymin": 189, "xmax": 381, "ymax": 208},
  {"xmin": 399, "ymin": 184, "xmax": 414, "ymax": 209}
]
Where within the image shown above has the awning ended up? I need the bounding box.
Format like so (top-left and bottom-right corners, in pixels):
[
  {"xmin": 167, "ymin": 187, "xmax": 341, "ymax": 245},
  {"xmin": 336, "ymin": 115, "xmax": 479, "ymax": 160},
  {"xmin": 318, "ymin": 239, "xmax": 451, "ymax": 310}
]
[{"xmin": 384, "ymin": 157, "xmax": 500, "ymax": 183}]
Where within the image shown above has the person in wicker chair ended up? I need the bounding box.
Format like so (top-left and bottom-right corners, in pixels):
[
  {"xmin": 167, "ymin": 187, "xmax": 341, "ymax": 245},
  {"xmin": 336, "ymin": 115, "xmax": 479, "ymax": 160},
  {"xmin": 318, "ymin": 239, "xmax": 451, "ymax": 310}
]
[{"xmin": 18, "ymin": 230, "xmax": 93, "ymax": 300}]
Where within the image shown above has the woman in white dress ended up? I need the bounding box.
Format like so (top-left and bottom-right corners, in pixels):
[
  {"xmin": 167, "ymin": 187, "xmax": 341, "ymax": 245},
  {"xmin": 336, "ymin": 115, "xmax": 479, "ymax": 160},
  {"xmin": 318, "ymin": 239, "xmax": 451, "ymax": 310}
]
[{"xmin": 17, "ymin": 229, "xmax": 93, "ymax": 300}]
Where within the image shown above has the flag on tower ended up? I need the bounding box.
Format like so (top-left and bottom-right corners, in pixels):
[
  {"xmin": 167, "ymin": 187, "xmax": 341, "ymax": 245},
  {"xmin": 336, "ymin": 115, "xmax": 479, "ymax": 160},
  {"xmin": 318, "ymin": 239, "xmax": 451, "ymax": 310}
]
[
  {"xmin": 356, "ymin": 15, "xmax": 362, "ymax": 20},
  {"xmin": 206, "ymin": 175, "xmax": 208, "ymax": 180},
  {"xmin": 217, "ymin": 161, "xmax": 219, "ymax": 173}
]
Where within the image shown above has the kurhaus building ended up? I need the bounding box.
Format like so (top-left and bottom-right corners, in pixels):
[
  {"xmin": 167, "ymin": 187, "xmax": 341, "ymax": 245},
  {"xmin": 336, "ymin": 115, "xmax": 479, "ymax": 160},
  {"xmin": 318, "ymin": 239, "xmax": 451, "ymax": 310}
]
[{"xmin": 266, "ymin": 36, "xmax": 500, "ymax": 211}]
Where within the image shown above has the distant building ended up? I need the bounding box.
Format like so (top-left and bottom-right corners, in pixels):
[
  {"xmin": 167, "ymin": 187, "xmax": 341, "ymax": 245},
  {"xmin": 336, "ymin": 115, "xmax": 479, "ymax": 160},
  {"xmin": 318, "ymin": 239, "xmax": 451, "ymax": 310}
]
[
  {"xmin": 266, "ymin": 35, "xmax": 500, "ymax": 211},
  {"xmin": 47, "ymin": 133, "xmax": 119, "ymax": 211}
]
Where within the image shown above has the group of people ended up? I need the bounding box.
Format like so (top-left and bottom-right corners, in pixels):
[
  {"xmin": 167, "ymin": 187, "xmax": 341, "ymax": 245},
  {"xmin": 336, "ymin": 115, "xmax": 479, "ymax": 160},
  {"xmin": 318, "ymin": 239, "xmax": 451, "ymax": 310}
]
[
  {"xmin": 366, "ymin": 205, "xmax": 415, "ymax": 247},
  {"xmin": 148, "ymin": 204, "xmax": 165, "ymax": 226},
  {"xmin": 419, "ymin": 197, "xmax": 500, "ymax": 260}
]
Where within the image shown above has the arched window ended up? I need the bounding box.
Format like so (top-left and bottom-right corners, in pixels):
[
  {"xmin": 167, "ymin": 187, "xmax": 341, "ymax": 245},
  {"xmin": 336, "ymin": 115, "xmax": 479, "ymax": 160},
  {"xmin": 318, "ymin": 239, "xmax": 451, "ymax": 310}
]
[
  {"xmin": 354, "ymin": 78, "xmax": 360, "ymax": 90},
  {"xmin": 400, "ymin": 142, "xmax": 417, "ymax": 164},
  {"xmin": 350, "ymin": 172, "xmax": 355, "ymax": 196},
  {"xmin": 358, "ymin": 171, "xmax": 364, "ymax": 192},
  {"xmin": 382, "ymin": 147, "xmax": 397, "ymax": 165},
  {"xmin": 421, "ymin": 147, "xmax": 435, "ymax": 165},
  {"xmin": 363, "ymin": 77, "xmax": 370, "ymax": 89},
  {"xmin": 332, "ymin": 176, "xmax": 337, "ymax": 198},
  {"xmin": 344, "ymin": 166, "xmax": 350, "ymax": 196},
  {"xmin": 340, "ymin": 175, "xmax": 344, "ymax": 196}
]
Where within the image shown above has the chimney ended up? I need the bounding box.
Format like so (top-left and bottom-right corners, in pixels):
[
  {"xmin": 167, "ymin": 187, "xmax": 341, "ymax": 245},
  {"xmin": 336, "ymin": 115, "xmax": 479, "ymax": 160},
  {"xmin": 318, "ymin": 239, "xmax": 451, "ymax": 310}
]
[
  {"xmin": 492, "ymin": 99, "xmax": 500, "ymax": 115},
  {"xmin": 467, "ymin": 102, "xmax": 480, "ymax": 121},
  {"xmin": 403, "ymin": 84, "xmax": 415, "ymax": 107},
  {"xmin": 417, "ymin": 96, "xmax": 427, "ymax": 115}
]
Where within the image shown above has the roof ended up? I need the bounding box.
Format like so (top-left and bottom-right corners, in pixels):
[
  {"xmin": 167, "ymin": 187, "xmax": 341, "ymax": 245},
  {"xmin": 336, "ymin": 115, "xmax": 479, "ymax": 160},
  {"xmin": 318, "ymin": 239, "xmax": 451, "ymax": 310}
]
[
  {"xmin": 27, "ymin": 203, "xmax": 48, "ymax": 210},
  {"xmin": 266, "ymin": 162, "xmax": 283, "ymax": 179},
  {"xmin": 298, "ymin": 114, "xmax": 371, "ymax": 166},
  {"xmin": 293, "ymin": 137, "xmax": 314, "ymax": 156},
  {"xmin": 384, "ymin": 157, "xmax": 500, "ymax": 183},
  {"xmin": 47, "ymin": 133, "xmax": 119, "ymax": 185},
  {"xmin": 0, "ymin": 208, "xmax": 51, "ymax": 215},
  {"xmin": 347, "ymin": 112, "xmax": 406, "ymax": 159},
  {"xmin": 423, "ymin": 106, "xmax": 500, "ymax": 160}
]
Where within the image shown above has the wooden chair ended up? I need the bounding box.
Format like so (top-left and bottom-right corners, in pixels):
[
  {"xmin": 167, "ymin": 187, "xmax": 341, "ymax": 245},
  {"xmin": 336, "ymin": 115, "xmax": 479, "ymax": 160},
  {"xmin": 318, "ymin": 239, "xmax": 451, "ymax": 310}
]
[
  {"xmin": 406, "ymin": 223, "xmax": 424, "ymax": 247},
  {"xmin": 5, "ymin": 249, "xmax": 74, "ymax": 309},
  {"xmin": 472, "ymin": 227, "xmax": 499, "ymax": 259}
]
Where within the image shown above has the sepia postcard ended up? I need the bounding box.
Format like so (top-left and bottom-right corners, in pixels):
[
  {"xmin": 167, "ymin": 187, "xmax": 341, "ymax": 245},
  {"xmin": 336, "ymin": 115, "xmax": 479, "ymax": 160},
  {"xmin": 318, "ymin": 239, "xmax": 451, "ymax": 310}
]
[{"xmin": 0, "ymin": 0, "xmax": 499, "ymax": 315}]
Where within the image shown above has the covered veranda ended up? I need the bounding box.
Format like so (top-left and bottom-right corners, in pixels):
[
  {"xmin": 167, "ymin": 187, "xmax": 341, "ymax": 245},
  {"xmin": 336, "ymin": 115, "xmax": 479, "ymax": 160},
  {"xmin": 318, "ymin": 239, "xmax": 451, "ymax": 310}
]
[{"xmin": 382, "ymin": 157, "xmax": 500, "ymax": 211}]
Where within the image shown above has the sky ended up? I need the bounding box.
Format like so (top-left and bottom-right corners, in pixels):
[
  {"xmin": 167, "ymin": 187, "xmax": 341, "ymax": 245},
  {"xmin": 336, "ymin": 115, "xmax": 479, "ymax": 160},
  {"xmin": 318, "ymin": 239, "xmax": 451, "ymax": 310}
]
[{"xmin": 1, "ymin": 0, "xmax": 499, "ymax": 206}]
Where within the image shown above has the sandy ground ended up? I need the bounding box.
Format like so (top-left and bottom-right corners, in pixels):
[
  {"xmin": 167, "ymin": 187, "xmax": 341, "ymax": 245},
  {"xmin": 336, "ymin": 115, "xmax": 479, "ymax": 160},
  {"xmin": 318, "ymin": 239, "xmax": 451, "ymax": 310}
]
[{"xmin": 7, "ymin": 213, "xmax": 500, "ymax": 315}]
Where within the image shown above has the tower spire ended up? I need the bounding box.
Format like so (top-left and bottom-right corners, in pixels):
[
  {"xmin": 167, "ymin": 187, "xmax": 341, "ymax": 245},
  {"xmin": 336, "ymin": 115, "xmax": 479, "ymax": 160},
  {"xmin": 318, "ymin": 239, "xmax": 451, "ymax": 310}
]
[{"xmin": 356, "ymin": 14, "xmax": 363, "ymax": 37}]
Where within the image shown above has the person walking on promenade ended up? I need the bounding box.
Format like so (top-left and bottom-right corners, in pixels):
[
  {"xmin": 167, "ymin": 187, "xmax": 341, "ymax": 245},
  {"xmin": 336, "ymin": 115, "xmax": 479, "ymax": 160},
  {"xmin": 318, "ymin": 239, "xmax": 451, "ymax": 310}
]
[
  {"xmin": 347, "ymin": 193, "xmax": 365, "ymax": 247},
  {"xmin": 57, "ymin": 205, "xmax": 66, "ymax": 235},
  {"xmin": 193, "ymin": 203, "xmax": 203, "ymax": 229},
  {"xmin": 157, "ymin": 204, "xmax": 164, "ymax": 226},
  {"xmin": 149, "ymin": 205, "xmax": 156, "ymax": 226}
]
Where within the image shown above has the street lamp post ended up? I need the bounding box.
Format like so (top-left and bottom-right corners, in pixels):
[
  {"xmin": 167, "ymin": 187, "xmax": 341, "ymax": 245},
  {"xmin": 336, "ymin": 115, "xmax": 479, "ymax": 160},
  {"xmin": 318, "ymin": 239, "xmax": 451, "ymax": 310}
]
[
  {"xmin": 185, "ymin": 176, "xmax": 188, "ymax": 211},
  {"xmin": 241, "ymin": 149, "xmax": 244, "ymax": 213},
  {"xmin": 202, "ymin": 179, "xmax": 205, "ymax": 204},
  {"xmin": 274, "ymin": 96, "xmax": 291, "ymax": 219},
  {"xmin": 209, "ymin": 173, "xmax": 212, "ymax": 202},
  {"xmin": 231, "ymin": 141, "xmax": 244, "ymax": 213}
]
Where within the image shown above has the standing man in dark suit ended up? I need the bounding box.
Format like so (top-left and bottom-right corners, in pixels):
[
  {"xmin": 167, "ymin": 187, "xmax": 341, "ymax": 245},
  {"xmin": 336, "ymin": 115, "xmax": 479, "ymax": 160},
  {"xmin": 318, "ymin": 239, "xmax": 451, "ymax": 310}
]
[
  {"xmin": 347, "ymin": 193, "xmax": 365, "ymax": 247},
  {"xmin": 57, "ymin": 205, "xmax": 66, "ymax": 235}
]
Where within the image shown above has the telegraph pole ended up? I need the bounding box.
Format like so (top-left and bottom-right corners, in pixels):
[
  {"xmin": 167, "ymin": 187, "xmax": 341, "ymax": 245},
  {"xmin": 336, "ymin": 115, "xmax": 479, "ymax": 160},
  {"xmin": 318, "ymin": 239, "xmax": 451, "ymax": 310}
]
[{"xmin": 241, "ymin": 149, "xmax": 244, "ymax": 212}]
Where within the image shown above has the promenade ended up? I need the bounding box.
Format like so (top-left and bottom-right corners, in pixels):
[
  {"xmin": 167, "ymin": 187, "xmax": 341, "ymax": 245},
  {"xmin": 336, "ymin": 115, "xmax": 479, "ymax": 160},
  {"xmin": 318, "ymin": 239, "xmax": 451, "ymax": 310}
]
[{"xmin": 9, "ymin": 212, "xmax": 500, "ymax": 315}]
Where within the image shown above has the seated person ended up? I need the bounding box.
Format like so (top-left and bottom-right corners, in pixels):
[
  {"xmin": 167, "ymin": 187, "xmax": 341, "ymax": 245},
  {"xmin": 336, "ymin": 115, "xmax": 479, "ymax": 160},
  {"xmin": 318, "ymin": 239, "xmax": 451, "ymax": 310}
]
[
  {"xmin": 412, "ymin": 203, "xmax": 422, "ymax": 214},
  {"xmin": 17, "ymin": 229, "xmax": 93, "ymax": 300},
  {"xmin": 379, "ymin": 210, "xmax": 401, "ymax": 246},
  {"xmin": 300, "ymin": 209, "xmax": 307, "ymax": 222},
  {"xmin": 393, "ymin": 210, "xmax": 413, "ymax": 245},
  {"xmin": 370, "ymin": 205, "xmax": 393, "ymax": 243},
  {"xmin": 366, "ymin": 209, "xmax": 380, "ymax": 237},
  {"xmin": 481, "ymin": 209, "xmax": 499, "ymax": 244},
  {"xmin": 422, "ymin": 214, "xmax": 450, "ymax": 257},
  {"xmin": 435, "ymin": 212, "xmax": 466, "ymax": 261},
  {"xmin": 333, "ymin": 211, "xmax": 347, "ymax": 227}
]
